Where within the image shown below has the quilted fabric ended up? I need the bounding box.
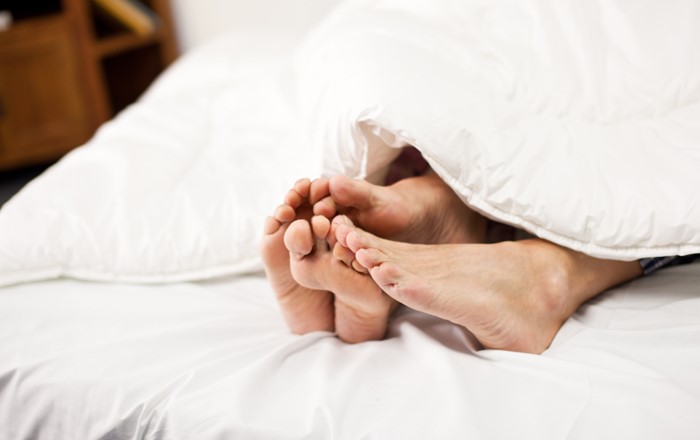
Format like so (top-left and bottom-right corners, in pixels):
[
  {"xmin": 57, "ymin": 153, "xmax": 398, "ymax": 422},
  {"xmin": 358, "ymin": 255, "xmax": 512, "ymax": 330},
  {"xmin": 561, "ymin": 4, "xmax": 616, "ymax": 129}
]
[
  {"xmin": 296, "ymin": 0, "xmax": 700, "ymax": 259},
  {"xmin": 0, "ymin": 32, "xmax": 320, "ymax": 286},
  {"xmin": 0, "ymin": 0, "xmax": 698, "ymax": 287}
]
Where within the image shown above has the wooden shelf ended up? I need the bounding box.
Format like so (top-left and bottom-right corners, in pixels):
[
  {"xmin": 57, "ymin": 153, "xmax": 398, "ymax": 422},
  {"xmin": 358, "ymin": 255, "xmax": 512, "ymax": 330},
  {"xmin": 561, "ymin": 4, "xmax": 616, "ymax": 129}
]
[
  {"xmin": 0, "ymin": 0, "xmax": 179, "ymax": 171},
  {"xmin": 95, "ymin": 31, "xmax": 161, "ymax": 58}
]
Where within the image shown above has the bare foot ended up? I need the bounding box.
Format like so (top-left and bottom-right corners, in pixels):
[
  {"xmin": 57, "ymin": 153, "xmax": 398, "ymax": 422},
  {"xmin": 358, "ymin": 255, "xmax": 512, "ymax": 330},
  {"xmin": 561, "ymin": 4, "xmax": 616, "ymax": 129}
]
[
  {"xmin": 335, "ymin": 223, "xmax": 642, "ymax": 354},
  {"xmin": 313, "ymin": 171, "xmax": 486, "ymax": 245},
  {"xmin": 260, "ymin": 178, "xmax": 334, "ymax": 334},
  {"xmin": 284, "ymin": 215, "xmax": 398, "ymax": 343}
]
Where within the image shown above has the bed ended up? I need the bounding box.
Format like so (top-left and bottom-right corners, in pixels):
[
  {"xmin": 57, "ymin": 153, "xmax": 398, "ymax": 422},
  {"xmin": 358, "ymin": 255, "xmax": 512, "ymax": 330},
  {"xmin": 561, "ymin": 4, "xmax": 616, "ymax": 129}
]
[
  {"xmin": 1, "ymin": 1, "xmax": 699, "ymax": 438},
  {"xmin": 1, "ymin": 261, "xmax": 700, "ymax": 438}
]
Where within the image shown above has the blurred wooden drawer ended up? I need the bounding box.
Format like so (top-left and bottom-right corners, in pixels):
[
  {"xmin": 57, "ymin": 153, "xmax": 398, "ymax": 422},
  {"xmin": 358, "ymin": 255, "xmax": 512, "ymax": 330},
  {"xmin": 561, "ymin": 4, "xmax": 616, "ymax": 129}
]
[{"xmin": 0, "ymin": 16, "xmax": 95, "ymax": 171}]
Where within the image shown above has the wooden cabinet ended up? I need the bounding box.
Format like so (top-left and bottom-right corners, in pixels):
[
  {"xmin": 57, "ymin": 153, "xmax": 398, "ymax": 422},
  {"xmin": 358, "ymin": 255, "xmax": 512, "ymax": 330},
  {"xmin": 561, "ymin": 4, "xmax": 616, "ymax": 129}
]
[
  {"xmin": 0, "ymin": 0, "xmax": 178, "ymax": 171},
  {"xmin": 0, "ymin": 17, "xmax": 94, "ymax": 169}
]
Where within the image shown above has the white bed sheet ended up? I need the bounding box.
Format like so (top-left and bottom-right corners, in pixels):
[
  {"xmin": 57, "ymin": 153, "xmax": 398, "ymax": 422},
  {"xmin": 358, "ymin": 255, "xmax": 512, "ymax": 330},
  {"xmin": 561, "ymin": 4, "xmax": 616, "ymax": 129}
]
[{"xmin": 1, "ymin": 263, "xmax": 699, "ymax": 439}]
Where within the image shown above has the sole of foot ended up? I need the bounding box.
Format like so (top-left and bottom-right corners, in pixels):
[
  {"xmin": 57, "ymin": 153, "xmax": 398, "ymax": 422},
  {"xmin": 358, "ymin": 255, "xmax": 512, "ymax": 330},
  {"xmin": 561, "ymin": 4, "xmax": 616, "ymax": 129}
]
[
  {"xmin": 260, "ymin": 178, "xmax": 335, "ymax": 334},
  {"xmin": 334, "ymin": 223, "xmax": 595, "ymax": 354},
  {"xmin": 285, "ymin": 215, "xmax": 398, "ymax": 343}
]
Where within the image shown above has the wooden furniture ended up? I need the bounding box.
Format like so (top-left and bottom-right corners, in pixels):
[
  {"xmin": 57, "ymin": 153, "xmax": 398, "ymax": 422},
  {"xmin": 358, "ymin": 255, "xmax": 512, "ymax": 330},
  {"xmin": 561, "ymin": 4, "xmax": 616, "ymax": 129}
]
[{"xmin": 0, "ymin": 0, "xmax": 178, "ymax": 171}]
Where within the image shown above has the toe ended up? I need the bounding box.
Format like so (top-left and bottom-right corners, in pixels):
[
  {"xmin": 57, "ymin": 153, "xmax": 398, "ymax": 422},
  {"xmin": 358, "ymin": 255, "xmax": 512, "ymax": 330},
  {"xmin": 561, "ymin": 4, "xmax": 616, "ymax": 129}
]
[
  {"xmin": 327, "ymin": 223, "xmax": 338, "ymax": 249},
  {"xmin": 332, "ymin": 214, "xmax": 354, "ymax": 227},
  {"xmin": 260, "ymin": 218, "xmax": 290, "ymax": 267},
  {"xmin": 370, "ymin": 261, "xmax": 404, "ymax": 288},
  {"xmin": 263, "ymin": 216, "xmax": 281, "ymax": 235},
  {"xmin": 309, "ymin": 178, "xmax": 330, "ymax": 204},
  {"xmin": 329, "ymin": 175, "xmax": 373, "ymax": 209},
  {"xmin": 351, "ymin": 259, "xmax": 368, "ymax": 274},
  {"xmin": 284, "ymin": 189, "xmax": 303, "ymax": 208},
  {"xmin": 334, "ymin": 224, "xmax": 354, "ymax": 248},
  {"xmin": 355, "ymin": 248, "xmax": 388, "ymax": 269},
  {"xmin": 311, "ymin": 215, "xmax": 331, "ymax": 239},
  {"xmin": 333, "ymin": 242, "xmax": 356, "ymax": 266},
  {"xmin": 274, "ymin": 204, "xmax": 296, "ymax": 223},
  {"xmin": 284, "ymin": 219, "xmax": 314, "ymax": 257},
  {"xmin": 332, "ymin": 216, "xmax": 356, "ymax": 246},
  {"xmin": 313, "ymin": 196, "xmax": 337, "ymax": 219},
  {"xmin": 346, "ymin": 229, "xmax": 380, "ymax": 253},
  {"xmin": 293, "ymin": 178, "xmax": 311, "ymax": 198},
  {"xmin": 311, "ymin": 216, "xmax": 332, "ymax": 254}
]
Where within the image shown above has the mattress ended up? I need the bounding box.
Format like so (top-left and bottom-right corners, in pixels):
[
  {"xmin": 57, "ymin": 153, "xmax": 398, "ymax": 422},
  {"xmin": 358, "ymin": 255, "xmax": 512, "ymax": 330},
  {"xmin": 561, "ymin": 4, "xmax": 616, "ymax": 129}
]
[{"xmin": 1, "ymin": 262, "xmax": 699, "ymax": 439}]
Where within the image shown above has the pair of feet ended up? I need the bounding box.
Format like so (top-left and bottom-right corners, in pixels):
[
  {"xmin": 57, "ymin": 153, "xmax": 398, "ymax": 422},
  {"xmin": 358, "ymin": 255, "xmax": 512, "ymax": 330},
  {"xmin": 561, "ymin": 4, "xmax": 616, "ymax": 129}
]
[
  {"xmin": 260, "ymin": 173, "xmax": 642, "ymax": 354},
  {"xmin": 261, "ymin": 172, "xmax": 483, "ymax": 344}
]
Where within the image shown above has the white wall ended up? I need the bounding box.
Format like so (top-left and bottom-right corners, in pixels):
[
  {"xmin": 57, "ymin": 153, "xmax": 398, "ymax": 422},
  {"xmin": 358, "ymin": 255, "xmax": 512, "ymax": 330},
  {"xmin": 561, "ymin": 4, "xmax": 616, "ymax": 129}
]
[{"xmin": 170, "ymin": 0, "xmax": 343, "ymax": 52}]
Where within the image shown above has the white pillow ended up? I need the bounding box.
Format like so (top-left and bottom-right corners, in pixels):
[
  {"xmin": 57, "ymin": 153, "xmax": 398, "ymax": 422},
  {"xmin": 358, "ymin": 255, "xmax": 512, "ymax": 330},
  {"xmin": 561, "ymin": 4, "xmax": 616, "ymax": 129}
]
[
  {"xmin": 0, "ymin": 33, "xmax": 321, "ymax": 287},
  {"xmin": 294, "ymin": 0, "xmax": 700, "ymax": 260}
]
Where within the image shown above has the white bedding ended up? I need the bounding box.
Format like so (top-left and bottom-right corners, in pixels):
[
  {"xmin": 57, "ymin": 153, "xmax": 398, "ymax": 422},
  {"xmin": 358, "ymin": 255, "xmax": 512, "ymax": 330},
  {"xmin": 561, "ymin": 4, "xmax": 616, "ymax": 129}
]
[
  {"xmin": 1, "ymin": 263, "xmax": 699, "ymax": 439},
  {"xmin": 1, "ymin": 1, "xmax": 700, "ymax": 438},
  {"xmin": 2, "ymin": 0, "xmax": 699, "ymax": 289},
  {"xmin": 296, "ymin": 0, "xmax": 700, "ymax": 259},
  {"xmin": 0, "ymin": 30, "xmax": 315, "ymax": 287}
]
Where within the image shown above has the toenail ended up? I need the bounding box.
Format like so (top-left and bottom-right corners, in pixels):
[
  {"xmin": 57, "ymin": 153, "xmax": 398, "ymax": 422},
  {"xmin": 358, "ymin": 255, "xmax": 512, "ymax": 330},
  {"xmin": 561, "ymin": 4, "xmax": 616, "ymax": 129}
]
[{"xmin": 351, "ymin": 259, "xmax": 366, "ymax": 273}]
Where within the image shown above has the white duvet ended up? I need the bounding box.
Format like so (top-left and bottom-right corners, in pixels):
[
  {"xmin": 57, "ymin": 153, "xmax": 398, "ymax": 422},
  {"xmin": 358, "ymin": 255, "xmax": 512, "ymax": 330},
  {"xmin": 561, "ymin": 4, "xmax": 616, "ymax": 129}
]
[
  {"xmin": 0, "ymin": 0, "xmax": 699, "ymax": 286},
  {"xmin": 296, "ymin": 0, "xmax": 700, "ymax": 259}
]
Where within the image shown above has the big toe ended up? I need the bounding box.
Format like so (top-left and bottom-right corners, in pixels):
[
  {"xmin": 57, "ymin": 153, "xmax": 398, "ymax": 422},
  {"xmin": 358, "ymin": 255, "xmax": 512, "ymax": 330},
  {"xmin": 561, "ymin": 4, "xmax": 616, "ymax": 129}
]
[
  {"xmin": 329, "ymin": 175, "xmax": 375, "ymax": 209},
  {"xmin": 261, "ymin": 217, "xmax": 289, "ymax": 269},
  {"xmin": 284, "ymin": 220, "xmax": 314, "ymax": 257},
  {"xmin": 309, "ymin": 178, "xmax": 330, "ymax": 204}
]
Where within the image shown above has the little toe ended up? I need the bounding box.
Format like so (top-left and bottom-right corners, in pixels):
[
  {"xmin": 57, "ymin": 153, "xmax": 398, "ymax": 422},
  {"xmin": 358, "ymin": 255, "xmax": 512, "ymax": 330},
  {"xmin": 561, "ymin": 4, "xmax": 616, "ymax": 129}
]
[
  {"xmin": 284, "ymin": 219, "xmax": 314, "ymax": 257},
  {"xmin": 351, "ymin": 259, "xmax": 368, "ymax": 274},
  {"xmin": 263, "ymin": 216, "xmax": 281, "ymax": 235},
  {"xmin": 309, "ymin": 178, "xmax": 330, "ymax": 204},
  {"xmin": 333, "ymin": 242, "xmax": 356, "ymax": 266},
  {"xmin": 274, "ymin": 204, "xmax": 296, "ymax": 223}
]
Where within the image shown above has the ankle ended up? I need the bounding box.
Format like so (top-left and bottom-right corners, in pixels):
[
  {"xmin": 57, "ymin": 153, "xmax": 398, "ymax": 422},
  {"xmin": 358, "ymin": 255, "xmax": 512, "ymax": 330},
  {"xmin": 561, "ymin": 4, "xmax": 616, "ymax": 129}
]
[{"xmin": 510, "ymin": 240, "xmax": 576, "ymax": 317}]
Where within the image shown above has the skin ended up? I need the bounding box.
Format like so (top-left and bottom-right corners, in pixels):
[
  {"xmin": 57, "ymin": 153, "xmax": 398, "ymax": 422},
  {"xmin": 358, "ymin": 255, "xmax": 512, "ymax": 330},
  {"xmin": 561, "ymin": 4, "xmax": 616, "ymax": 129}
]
[
  {"xmin": 260, "ymin": 178, "xmax": 395, "ymax": 343},
  {"xmin": 263, "ymin": 171, "xmax": 643, "ymax": 353},
  {"xmin": 260, "ymin": 178, "xmax": 335, "ymax": 335},
  {"xmin": 260, "ymin": 171, "xmax": 486, "ymax": 343},
  {"xmin": 333, "ymin": 220, "xmax": 643, "ymax": 354}
]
